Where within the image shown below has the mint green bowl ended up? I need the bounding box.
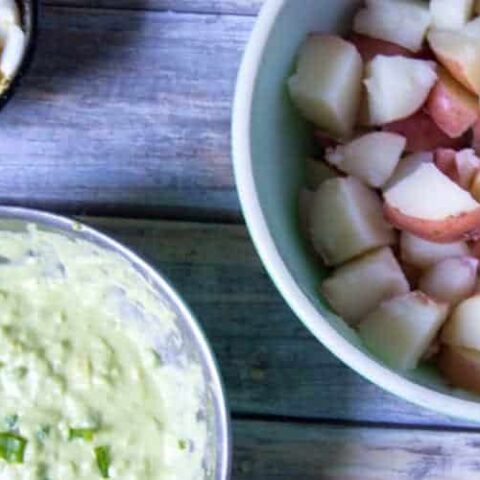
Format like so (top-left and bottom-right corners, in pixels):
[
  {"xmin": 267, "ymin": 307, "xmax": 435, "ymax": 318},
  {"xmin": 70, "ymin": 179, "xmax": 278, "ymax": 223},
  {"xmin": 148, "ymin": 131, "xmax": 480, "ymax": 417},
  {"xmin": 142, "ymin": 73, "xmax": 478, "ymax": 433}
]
[{"xmin": 232, "ymin": 0, "xmax": 480, "ymax": 421}]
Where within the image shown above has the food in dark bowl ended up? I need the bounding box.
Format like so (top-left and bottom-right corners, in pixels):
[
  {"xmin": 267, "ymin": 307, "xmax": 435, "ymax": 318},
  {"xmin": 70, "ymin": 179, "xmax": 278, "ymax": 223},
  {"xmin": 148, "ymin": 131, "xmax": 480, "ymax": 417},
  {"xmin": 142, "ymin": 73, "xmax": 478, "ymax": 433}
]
[{"xmin": 0, "ymin": 0, "xmax": 37, "ymax": 108}]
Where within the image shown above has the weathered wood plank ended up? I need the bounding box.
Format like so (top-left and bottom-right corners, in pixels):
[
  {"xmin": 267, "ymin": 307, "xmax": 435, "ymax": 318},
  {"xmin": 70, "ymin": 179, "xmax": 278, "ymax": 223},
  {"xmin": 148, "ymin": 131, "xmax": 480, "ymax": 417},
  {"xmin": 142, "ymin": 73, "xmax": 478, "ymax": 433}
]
[
  {"xmin": 84, "ymin": 217, "xmax": 478, "ymax": 428},
  {"xmin": 43, "ymin": 0, "xmax": 264, "ymax": 16},
  {"xmin": 233, "ymin": 419, "xmax": 480, "ymax": 479},
  {"xmin": 0, "ymin": 7, "xmax": 253, "ymax": 219}
]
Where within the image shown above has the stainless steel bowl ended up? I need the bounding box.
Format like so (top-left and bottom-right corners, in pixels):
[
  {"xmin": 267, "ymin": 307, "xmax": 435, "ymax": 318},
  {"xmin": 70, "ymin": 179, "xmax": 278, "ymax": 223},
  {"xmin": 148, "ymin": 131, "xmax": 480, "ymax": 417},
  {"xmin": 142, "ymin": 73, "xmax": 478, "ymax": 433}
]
[
  {"xmin": 0, "ymin": 0, "xmax": 38, "ymax": 109},
  {"xmin": 0, "ymin": 206, "xmax": 232, "ymax": 480}
]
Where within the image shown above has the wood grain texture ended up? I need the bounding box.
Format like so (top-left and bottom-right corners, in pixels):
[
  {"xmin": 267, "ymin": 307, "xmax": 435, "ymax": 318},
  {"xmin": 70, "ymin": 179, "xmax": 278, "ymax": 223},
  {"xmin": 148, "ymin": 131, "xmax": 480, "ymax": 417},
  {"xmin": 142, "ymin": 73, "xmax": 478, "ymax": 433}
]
[
  {"xmin": 233, "ymin": 419, "xmax": 480, "ymax": 479},
  {"xmin": 44, "ymin": 0, "xmax": 264, "ymax": 15},
  {"xmin": 84, "ymin": 217, "xmax": 478, "ymax": 428},
  {"xmin": 0, "ymin": 7, "xmax": 253, "ymax": 219}
]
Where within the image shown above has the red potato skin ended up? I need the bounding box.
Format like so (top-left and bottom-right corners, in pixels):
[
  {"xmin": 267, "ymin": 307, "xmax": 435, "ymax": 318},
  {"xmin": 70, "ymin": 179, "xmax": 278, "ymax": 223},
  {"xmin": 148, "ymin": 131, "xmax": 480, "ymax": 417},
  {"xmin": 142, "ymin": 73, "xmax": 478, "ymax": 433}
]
[
  {"xmin": 434, "ymin": 149, "xmax": 480, "ymax": 190},
  {"xmin": 347, "ymin": 33, "xmax": 413, "ymax": 63},
  {"xmin": 423, "ymin": 340, "xmax": 440, "ymax": 361},
  {"xmin": 414, "ymin": 44, "xmax": 436, "ymax": 62},
  {"xmin": 471, "ymin": 170, "xmax": 480, "ymax": 203},
  {"xmin": 384, "ymin": 203, "xmax": 480, "ymax": 243},
  {"xmin": 456, "ymin": 151, "xmax": 480, "ymax": 190},
  {"xmin": 434, "ymin": 148, "xmax": 457, "ymax": 181},
  {"xmin": 314, "ymin": 130, "xmax": 339, "ymax": 150},
  {"xmin": 402, "ymin": 262, "xmax": 422, "ymax": 289},
  {"xmin": 438, "ymin": 346, "xmax": 480, "ymax": 394},
  {"xmin": 357, "ymin": 89, "xmax": 371, "ymax": 127},
  {"xmin": 383, "ymin": 110, "xmax": 467, "ymax": 153},
  {"xmin": 470, "ymin": 239, "xmax": 480, "ymax": 259},
  {"xmin": 472, "ymin": 118, "xmax": 480, "ymax": 156},
  {"xmin": 434, "ymin": 51, "xmax": 479, "ymax": 95},
  {"xmin": 426, "ymin": 77, "xmax": 479, "ymax": 139}
]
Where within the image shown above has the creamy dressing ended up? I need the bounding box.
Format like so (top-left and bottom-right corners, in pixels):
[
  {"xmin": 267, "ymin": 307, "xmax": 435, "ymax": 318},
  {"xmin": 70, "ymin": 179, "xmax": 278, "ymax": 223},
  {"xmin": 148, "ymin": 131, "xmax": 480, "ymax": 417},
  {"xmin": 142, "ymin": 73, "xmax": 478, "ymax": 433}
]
[{"xmin": 0, "ymin": 226, "xmax": 208, "ymax": 480}]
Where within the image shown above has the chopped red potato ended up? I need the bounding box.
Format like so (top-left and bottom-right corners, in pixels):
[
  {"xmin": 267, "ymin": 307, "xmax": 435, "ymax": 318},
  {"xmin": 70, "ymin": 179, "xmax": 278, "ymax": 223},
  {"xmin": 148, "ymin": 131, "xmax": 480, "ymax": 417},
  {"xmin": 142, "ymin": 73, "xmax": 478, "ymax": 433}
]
[{"xmin": 288, "ymin": 1, "xmax": 480, "ymax": 390}]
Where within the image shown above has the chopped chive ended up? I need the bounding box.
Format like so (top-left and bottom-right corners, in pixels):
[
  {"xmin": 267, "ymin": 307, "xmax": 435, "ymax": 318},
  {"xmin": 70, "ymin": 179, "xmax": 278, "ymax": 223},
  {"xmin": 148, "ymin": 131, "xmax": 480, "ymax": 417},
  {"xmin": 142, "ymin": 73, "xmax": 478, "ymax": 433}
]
[
  {"xmin": 0, "ymin": 432, "xmax": 27, "ymax": 463},
  {"xmin": 68, "ymin": 427, "xmax": 97, "ymax": 442},
  {"xmin": 14, "ymin": 366, "xmax": 27, "ymax": 379},
  {"xmin": 150, "ymin": 349, "xmax": 163, "ymax": 366},
  {"xmin": 178, "ymin": 439, "xmax": 187, "ymax": 450},
  {"xmin": 37, "ymin": 463, "xmax": 51, "ymax": 480},
  {"xmin": 94, "ymin": 446, "xmax": 110, "ymax": 478}
]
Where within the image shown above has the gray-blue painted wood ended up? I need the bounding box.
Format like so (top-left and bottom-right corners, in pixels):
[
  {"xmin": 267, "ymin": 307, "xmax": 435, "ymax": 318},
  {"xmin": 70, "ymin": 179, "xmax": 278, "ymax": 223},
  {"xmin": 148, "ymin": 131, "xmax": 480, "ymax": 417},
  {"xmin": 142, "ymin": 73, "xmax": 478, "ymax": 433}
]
[
  {"xmin": 0, "ymin": 7, "xmax": 253, "ymax": 220},
  {"xmin": 233, "ymin": 419, "xmax": 480, "ymax": 479},
  {"xmin": 4, "ymin": 0, "xmax": 478, "ymax": 475}
]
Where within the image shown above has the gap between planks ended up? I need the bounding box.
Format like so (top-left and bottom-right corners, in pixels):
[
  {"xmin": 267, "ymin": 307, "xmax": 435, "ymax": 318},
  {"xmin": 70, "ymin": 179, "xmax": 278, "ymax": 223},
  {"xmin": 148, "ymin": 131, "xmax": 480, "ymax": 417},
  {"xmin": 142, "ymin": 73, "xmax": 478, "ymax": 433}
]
[
  {"xmin": 232, "ymin": 418, "xmax": 480, "ymax": 480},
  {"xmin": 40, "ymin": 0, "xmax": 264, "ymax": 16}
]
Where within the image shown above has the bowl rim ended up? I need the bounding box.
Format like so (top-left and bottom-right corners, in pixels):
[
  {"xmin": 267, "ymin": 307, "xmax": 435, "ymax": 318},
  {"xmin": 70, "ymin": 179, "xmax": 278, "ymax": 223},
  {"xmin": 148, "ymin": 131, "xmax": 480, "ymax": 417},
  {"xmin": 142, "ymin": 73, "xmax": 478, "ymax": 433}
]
[
  {"xmin": 0, "ymin": 205, "xmax": 232, "ymax": 480},
  {"xmin": 232, "ymin": 0, "xmax": 480, "ymax": 422}
]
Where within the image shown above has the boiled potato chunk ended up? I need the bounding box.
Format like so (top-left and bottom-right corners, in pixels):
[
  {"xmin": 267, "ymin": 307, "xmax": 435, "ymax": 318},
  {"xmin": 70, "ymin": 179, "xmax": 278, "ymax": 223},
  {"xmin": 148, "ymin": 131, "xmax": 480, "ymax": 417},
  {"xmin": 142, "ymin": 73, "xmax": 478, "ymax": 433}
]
[
  {"xmin": 310, "ymin": 176, "xmax": 394, "ymax": 266},
  {"xmin": 430, "ymin": 0, "xmax": 474, "ymax": 31},
  {"xmin": 400, "ymin": 232, "xmax": 469, "ymax": 270},
  {"xmin": 322, "ymin": 247, "xmax": 409, "ymax": 326},
  {"xmin": 353, "ymin": 0, "xmax": 431, "ymax": 52},
  {"xmin": 288, "ymin": 35, "xmax": 363, "ymax": 139},
  {"xmin": 418, "ymin": 256, "xmax": 478, "ymax": 305},
  {"xmin": 359, "ymin": 291, "xmax": 448, "ymax": 371},
  {"xmin": 428, "ymin": 29, "xmax": 480, "ymax": 95},
  {"xmin": 325, "ymin": 132, "xmax": 405, "ymax": 188},
  {"xmin": 438, "ymin": 346, "xmax": 480, "ymax": 394},
  {"xmin": 383, "ymin": 162, "xmax": 480, "ymax": 242},
  {"xmin": 426, "ymin": 68, "xmax": 479, "ymax": 139},
  {"xmin": 442, "ymin": 295, "xmax": 480, "ymax": 349},
  {"xmin": 364, "ymin": 56, "xmax": 437, "ymax": 125}
]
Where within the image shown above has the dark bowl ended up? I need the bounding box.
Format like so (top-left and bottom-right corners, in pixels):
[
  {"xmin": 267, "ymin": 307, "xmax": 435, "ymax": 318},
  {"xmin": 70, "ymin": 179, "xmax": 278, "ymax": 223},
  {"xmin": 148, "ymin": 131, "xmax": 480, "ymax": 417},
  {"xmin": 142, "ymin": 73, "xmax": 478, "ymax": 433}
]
[{"xmin": 0, "ymin": 0, "xmax": 38, "ymax": 109}]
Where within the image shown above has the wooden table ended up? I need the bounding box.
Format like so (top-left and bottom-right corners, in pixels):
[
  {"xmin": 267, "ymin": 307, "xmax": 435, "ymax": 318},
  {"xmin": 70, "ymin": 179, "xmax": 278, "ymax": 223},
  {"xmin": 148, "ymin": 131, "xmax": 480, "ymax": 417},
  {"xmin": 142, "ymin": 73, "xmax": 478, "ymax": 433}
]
[{"xmin": 6, "ymin": 0, "xmax": 480, "ymax": 478}]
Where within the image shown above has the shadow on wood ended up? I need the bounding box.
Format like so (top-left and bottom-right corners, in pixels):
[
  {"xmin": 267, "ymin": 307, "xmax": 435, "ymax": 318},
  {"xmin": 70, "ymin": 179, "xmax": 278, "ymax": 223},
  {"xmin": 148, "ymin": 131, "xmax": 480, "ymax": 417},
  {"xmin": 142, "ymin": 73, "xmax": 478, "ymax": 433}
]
[{"xmin": 25, "ymin": 5, "xmax": 148, "ymax": 95}]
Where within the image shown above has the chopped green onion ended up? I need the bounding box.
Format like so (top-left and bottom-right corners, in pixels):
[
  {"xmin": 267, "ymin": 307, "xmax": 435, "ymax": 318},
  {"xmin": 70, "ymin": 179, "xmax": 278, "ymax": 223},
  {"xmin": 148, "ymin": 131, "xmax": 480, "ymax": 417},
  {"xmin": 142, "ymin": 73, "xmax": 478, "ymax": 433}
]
[
  {"xmin": 37, "ymin": 463, "xmax": 51, "ymax": 480},
  {"xmin": 14, "ymin": 366, "xmax": 27, "ymax": 379},
  {"xmin": 94, "ymin": 446, "xmax": 110, "ymax": 478},
  {"xmin": 150, "ymin": 349, "xmax": 163, "ymax": 366},
  {"xmin": 178, "ymin": 439, "xmax": 187, "ymax": 450},
  {"xmin": 0, "ymin": 432, "xmax": 27, "ymax": 463},
  {"xmin": 68, "ymin": 427, "xmax": 97, "ymax": 442}
]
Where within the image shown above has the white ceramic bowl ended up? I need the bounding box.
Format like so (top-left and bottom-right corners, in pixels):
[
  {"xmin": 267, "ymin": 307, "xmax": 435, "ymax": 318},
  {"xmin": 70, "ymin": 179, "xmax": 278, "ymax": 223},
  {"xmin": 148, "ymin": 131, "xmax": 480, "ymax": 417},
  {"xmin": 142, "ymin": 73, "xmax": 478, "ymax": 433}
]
[{"xmin": 232, "ymin": 0, "xmax": 480, "ymax": 422}]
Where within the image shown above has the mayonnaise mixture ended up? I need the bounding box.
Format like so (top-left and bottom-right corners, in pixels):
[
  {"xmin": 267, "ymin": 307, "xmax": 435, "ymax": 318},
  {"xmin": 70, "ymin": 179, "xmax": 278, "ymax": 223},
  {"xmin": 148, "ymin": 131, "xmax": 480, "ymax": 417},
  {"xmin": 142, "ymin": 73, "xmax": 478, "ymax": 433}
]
[{"xmin": 0, "ymin": 225, "xmax": 208, "ymax": 480}]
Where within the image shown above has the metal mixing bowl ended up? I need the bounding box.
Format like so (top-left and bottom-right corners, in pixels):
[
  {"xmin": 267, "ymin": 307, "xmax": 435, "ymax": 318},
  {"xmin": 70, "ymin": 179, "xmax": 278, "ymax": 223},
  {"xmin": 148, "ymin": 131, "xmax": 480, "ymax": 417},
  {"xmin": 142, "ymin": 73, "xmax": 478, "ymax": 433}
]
[{"xmin": 0, "ymin": 206, "xmax": 232, "ymax": 480}]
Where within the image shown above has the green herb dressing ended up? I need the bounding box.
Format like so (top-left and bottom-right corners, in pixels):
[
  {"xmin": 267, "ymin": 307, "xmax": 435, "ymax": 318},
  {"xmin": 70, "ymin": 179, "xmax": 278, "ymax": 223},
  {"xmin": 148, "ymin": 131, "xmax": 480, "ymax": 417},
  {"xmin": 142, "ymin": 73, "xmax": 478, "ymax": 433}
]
[{"xmin": 0, "ymin": 226, "xmax": 208, "ymax": 480}]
